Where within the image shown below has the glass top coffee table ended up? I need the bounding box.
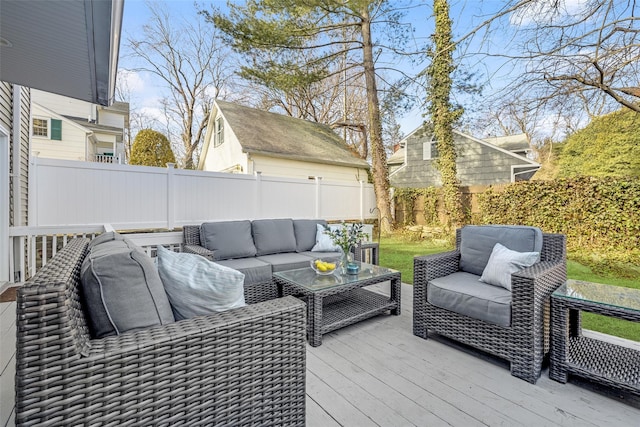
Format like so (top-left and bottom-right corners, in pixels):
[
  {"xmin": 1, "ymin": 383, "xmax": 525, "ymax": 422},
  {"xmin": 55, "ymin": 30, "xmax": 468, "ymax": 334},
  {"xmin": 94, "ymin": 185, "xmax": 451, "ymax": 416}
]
[
  {"xmin": 273, "ymin": 262, "xmax": 401, "ymax": 347},
  {"xmin": 550, "ymin": 279, "xmax": 640, "ymax": 395}
]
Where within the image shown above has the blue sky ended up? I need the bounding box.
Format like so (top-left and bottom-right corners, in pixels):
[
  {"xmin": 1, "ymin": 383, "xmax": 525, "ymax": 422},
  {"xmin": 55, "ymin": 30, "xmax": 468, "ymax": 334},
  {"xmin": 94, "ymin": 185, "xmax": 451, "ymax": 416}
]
[{"xmin": 118, "ymin": 1, "xmax": 533, "ymax": 136}]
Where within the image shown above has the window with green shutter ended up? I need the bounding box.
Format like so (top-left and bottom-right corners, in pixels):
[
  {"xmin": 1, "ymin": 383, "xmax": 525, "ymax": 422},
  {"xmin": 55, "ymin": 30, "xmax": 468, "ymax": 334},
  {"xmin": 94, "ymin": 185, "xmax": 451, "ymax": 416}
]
[{"xmin": 51, "ymin": 119, "xmax": 62, "ymax": 140}]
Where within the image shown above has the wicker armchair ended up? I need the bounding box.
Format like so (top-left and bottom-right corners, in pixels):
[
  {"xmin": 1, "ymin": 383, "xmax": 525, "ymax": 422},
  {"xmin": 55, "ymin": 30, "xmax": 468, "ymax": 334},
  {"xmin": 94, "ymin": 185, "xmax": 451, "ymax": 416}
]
[
  {"xmin": 15, "ymin": 238, "xmax": 307, "ymax": 426},
  {"xmin": 413, "ymin": 228, "xmax": 566, "ymax": 383}
]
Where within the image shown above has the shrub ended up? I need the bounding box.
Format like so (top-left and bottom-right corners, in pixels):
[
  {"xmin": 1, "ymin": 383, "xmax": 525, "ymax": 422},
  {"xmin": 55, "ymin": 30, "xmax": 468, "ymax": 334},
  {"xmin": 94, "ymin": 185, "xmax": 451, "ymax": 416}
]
[{"xmin": 130, "ymin": 129, "xmax": 176, "ymax": 167}]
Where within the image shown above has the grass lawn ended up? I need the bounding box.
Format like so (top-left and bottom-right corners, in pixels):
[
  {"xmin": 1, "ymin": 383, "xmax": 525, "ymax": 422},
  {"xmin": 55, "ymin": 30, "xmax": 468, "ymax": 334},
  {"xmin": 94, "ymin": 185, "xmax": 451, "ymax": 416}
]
[{"xmin": 378, "ymin": 234, "xmax": 640, "ymax": 342}]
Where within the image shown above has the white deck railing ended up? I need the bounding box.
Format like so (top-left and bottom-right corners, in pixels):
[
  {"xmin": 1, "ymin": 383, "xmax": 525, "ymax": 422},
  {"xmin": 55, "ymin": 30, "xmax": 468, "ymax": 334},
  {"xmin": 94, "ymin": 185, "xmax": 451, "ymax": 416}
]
[{"xmin": 8, "ymin": 225, "xmax": 184, "ymax": 282}]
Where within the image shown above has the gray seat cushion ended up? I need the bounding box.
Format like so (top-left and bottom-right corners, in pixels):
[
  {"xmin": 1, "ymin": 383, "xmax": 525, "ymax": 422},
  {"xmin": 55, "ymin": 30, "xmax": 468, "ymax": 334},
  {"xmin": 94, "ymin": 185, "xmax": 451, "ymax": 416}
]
[
  {"xmin": 252, "ymin": 218, "xmax": 297, "ymax": 256},
  {"xmin": 427, "ymin": 272, "xmax": 512, "ymax": 327},
  {"xmin": 293, "ymin": 219, "xmax": 328, "ymax": 252},
  {"xmin": 214, "ymin": 258, "xmax": 273, "ymax": 285},
  {"xmin": 81, "ymin": 236, "xmax": 174, "ymax": 338},
  {"xmin": 459, "ymin": 225, "xmax": 543, "ymax": 276},
  {"xmin": 256, "ymin": 253, "xmax": 314, "ymax": 272},
  {"xmin": 200, "ymin": 220, "xmax": 257, "ymax": 260}
]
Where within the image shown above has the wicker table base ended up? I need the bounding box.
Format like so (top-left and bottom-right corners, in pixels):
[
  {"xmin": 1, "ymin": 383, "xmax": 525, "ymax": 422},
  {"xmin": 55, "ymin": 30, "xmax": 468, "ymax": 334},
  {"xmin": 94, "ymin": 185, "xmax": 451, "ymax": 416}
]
[
  {"xmin": 274, "ymin": 263, "xmax": 401, "ymax": 347},
  {"xmin": 550, "ymin": 280, "xmax": 640, "ymax": 395}
]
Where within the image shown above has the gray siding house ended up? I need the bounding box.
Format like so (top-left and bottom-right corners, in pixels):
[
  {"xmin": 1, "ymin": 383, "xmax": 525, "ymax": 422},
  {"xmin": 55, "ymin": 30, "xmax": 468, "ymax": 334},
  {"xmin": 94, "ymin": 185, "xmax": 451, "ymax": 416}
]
[{"xmin": 389, "ymin": 126, "xmax": 540, "ymax": 188}]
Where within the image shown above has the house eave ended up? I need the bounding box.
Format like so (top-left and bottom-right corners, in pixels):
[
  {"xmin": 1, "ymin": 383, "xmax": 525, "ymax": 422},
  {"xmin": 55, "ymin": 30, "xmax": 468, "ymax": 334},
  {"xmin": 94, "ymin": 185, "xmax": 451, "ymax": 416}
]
[
  {"xmin": 245, "ymin": 149, "xmax": 370, "ymax": 170},
  {"xmin": 0, "ymin": 0, "xmax": 123, "ymax": 106}
]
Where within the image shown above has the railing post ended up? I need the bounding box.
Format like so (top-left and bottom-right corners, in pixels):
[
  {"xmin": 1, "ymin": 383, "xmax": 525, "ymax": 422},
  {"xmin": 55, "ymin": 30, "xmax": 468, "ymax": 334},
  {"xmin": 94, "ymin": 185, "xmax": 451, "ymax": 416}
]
[
  {"xmin": 29, "ymin": 153, "xmax": 39, "ymax": 227},
  {"xmin": 166, "ymin": 163, "xmax": 176, "ymax": 230}
]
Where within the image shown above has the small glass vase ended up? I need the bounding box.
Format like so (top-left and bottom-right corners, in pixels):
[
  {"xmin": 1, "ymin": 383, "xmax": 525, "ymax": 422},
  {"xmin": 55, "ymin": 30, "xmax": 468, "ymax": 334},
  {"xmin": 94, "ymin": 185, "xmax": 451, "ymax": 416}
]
[{"xmin": 340, "ymin": 249, "xmax": 357, "ymax": 275}]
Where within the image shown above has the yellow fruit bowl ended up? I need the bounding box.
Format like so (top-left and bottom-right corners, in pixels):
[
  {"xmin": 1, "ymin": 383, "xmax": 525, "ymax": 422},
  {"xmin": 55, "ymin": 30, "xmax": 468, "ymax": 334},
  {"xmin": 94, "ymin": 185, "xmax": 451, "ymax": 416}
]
[{"xmin": 310, "ymin": 258, "xmax": 338, "ymax": 275}]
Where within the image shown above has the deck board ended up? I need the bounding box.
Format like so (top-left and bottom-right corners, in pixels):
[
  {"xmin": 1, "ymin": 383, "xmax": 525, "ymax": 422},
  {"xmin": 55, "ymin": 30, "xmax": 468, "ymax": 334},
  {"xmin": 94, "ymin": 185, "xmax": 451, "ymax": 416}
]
[{"xmin": 2, "ymin": 283, "xmax": 640, "ymax": 426}]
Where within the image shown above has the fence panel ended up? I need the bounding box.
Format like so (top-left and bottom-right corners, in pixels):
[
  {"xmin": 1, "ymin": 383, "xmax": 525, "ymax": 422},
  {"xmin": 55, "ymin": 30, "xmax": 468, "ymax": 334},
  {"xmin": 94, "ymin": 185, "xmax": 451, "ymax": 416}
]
[{"xmin": 30, "ymin": 158, "xmax": 377, "ymax": 230}]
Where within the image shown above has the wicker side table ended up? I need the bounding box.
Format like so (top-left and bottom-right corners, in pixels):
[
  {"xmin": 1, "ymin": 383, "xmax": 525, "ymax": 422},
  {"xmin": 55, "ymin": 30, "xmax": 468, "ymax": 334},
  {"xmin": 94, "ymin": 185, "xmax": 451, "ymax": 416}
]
[{"xmin": 550, "ymin": 280, "xmax": 640, "ymax": 395}]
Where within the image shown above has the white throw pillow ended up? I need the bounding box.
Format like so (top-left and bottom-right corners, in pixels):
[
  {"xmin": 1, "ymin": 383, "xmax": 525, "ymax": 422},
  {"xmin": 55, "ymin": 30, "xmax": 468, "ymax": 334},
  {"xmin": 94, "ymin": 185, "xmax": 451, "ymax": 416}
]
[
  {"xmin": 311, "ymin": 224, "xmax": 340, "ymax": 252},
  {"xmin": 156, "ymin": 245, "xmax": 246, "ymax": 320},
  {"xmin": 480, "ymin": 243, "xmax": 540, "ymax": 291}
]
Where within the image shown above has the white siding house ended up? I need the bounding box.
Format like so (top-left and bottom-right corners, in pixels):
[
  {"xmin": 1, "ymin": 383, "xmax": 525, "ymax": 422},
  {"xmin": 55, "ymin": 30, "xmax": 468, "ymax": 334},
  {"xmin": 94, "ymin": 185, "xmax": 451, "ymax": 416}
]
[
  {"xmin": 199, "ymin": 100, "xmax": 370, "ymax": 182},
  {"xmin": 31, "ymin": 90, "xmax": 128, "ymax": 163}
]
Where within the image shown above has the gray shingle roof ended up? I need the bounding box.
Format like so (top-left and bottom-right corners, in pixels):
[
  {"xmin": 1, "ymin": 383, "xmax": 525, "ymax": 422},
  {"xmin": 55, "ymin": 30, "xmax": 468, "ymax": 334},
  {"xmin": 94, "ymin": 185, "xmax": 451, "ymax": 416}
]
[{"xmin": 216, "ymin": 100, "xmax": 369, "ymax": 169}]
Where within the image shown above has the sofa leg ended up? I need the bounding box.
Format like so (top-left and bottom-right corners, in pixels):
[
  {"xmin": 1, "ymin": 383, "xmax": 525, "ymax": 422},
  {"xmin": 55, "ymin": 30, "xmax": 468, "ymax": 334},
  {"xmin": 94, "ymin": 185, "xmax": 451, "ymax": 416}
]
[
  {"xmin": 413, "ymin": 324, "xmax": 429, "ymax": 340},
  {"xmin": 510, "ymin": 360, "xmax": 540, "ymax": 384}
]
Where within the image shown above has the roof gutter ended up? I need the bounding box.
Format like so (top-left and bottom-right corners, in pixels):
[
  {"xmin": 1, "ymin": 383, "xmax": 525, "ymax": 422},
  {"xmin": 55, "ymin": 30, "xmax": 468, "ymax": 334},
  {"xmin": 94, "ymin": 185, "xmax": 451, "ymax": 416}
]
[
  {"xmin": 244, "ymin": 148, "xmax": 370, "ymax": 170},
  {"xmin": 107, "ymin": 0, "xmax": 124, "ymax": 105}
]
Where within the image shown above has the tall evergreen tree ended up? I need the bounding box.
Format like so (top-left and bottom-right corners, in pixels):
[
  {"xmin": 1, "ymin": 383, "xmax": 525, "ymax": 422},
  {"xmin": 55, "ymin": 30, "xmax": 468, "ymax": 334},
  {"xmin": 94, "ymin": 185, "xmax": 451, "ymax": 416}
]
[
  {"xmin": 427, "ymin": 0, "xmax": 463, "ymax": 228},
  {"xmin": 208, "ymin": 0, "xmax": 413, "ymax": 233}
]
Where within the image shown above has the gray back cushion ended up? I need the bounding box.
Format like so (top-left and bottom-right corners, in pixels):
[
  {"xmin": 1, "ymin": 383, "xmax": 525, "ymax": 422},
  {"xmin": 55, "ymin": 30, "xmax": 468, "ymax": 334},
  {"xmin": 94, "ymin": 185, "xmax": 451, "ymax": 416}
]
[
  {"xmin": 252, "ymin": 218, "xmax": 297, "ymax": 256},
  {"xmin": 293, "ymin": 219, "xmax": 328, "ymax": 252},
  {"xmin": 80, "ymin": 236, "xmax": 174, "ymax": 338},
  {"xmin": 459, "ymin": 225, "xmax": 543, "ymax": 276},
  {"xmin": 200, "ymin": 220, "xmax": 257, "ymax": 260}
]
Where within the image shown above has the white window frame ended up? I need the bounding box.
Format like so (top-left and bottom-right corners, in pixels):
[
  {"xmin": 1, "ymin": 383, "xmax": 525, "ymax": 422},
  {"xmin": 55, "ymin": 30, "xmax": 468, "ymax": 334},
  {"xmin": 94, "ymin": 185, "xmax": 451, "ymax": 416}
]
[
  {"xmin": 32, "ymin": 117, "xmax": 49, "ymax": 138},
  {"xmin": 214, "ymin": 117, "xmax": 224, "ymax": 147},
  {"xmin": 422, "ymin": 137, "xmax": 438, "ymax": 160}
]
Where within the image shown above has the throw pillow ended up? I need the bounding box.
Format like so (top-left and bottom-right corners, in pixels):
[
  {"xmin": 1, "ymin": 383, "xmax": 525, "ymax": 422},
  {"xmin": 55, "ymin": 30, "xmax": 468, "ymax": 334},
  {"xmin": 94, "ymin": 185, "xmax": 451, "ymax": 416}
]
[
  {"xmin": 311, "ymin": 224, "xmax": 340, "ymax": 252},
  {"xmin": 80, "ymin": 238, "xmax": 175, "ymax": 339},
  {"xmin": 199, "ymin": 220, "xmax": 257, "ymax": 260},
  {"xmin": 480, "ymin": 243, "xmax": 540, "ymax": 291},
  {"xmin": 156, "ymin": 245, "xmax": 246, "ymax": 320}
]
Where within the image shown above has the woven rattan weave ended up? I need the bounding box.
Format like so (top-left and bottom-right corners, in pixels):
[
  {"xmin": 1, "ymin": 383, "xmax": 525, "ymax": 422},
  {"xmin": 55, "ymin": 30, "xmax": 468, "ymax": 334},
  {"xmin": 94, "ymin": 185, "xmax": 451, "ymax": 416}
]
[
  {"xmin": 550, "ymin": 280, "xmax": 640, "ymax": 395},
  {"xmin": 413, "ymin": 230, "xmax": 566, "ymax": 383},
  {"xmin": 15, "ymin": 238, "xmax": 307, "ymax": 426}
]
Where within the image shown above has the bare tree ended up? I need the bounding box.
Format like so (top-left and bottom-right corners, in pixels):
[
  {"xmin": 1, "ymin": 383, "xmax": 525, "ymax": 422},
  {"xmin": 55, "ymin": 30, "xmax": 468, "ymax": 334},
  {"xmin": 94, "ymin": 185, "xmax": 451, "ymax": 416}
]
[
  {"xmin": 465, "ymin": 1, "xmax": 639, "ymax": 116},
  {"xmin": 115, "ymin": 69, "xmax": 164, "ymax": 162},
  {"xmin": 126, "ymin": 2, "xmax": 236, "ymax": 168}
]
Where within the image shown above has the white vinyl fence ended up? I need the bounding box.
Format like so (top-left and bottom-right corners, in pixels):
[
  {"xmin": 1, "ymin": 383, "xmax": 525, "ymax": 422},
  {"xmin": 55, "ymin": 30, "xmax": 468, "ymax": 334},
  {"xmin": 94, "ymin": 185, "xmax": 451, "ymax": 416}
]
[
  {"xmin": 29, "ymin": 158, "xmax": 377, "ymax": 229},
  {"xmin": 8, "ymin": 158, "xmax": 378, "ymax": 282}
]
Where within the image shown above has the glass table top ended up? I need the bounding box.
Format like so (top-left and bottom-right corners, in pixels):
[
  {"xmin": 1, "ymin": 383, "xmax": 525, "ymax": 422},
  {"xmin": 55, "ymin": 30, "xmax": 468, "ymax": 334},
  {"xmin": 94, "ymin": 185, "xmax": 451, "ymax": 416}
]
[
  {"xmin": 273, "ymin": 261, "xmax": 399, "ymax": 292},
  {"xmin": 553, "ymin": 279, "xmax": 640, "ymax": 313}
]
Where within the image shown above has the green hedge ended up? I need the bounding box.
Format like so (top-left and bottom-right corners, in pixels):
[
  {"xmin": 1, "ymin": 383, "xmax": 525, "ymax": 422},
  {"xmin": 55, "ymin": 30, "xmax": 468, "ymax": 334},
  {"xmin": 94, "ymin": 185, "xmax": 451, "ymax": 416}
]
[{"xmin": 477, "ymin": 177, "xmax": 640, "ymax": 256}]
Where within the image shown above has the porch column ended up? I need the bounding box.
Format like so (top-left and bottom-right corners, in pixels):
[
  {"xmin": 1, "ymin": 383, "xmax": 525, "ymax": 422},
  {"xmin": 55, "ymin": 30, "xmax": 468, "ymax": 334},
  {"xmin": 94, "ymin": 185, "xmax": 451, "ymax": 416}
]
[{"xmin": 0, "ymin": 125, "xmax": 9, "ymax": 282}]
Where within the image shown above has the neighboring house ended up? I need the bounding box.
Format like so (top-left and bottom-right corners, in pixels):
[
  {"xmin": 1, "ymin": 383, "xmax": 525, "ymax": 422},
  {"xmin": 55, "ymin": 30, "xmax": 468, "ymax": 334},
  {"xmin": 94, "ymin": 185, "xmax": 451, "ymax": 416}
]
[
  {"xmin": 199, "ymin": 100, "xmax": 370, "ymax": 182},
  {"xmin": 0, "ymin": 0, "xmax": 122, "ymax": 285},
  {"xmin": 31, "ymin": 90, "xmax": 128, "ymax": 163},
  {"xmin": 389, "ymin": 126, "xmax": 540, "ymax": 188},
  {"xmin": 483, "ymin": 133, "xmax": 531, "ymax": 158}
]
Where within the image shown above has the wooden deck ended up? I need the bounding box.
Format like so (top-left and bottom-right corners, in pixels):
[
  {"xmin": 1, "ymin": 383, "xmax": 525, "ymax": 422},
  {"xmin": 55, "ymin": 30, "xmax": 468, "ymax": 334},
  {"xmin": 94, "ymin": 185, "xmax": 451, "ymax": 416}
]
[{"xmin": 2, "ymin": 283, "xmax": 640, "ymax": 426}]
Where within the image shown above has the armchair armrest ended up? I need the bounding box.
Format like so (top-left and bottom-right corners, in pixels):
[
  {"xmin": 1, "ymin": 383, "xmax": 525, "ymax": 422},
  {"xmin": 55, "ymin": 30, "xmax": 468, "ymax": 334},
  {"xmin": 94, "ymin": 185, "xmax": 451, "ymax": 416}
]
[
  {"xmin": 511, "ymin": 260, "xmax": 567, "ymax": 352},
  {"xmin": 353, "ymin": 242, "xmax": 379, "ymax": 265},
  {"xmin": 182, "ymin": 244, "xmax": 214, "ymax": 260},
  {"xmin": 412, "ymin": 250, "xmax": 460, "ymax": 338},
  {"xmin": 414, "ymin": 250, "xmax": 461, "ymax": 289},
  {"xmin": 17, "ymin": 296, "xmax": 306, "ymax": 426}
]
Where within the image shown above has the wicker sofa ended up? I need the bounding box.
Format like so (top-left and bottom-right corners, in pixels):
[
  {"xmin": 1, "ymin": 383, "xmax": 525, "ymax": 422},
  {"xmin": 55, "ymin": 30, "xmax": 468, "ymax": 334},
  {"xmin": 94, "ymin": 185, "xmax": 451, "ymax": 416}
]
[
  {"xmin": 413, "ymin": 225, "xmax": 566, "ymax": 383},
  {"xmin": 183, "ymin": 219, "xmax": 379, "ymax": 304},
  {"xmin": 15, "ymin": 238, "xmax": 307, "ymax": 426}
]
